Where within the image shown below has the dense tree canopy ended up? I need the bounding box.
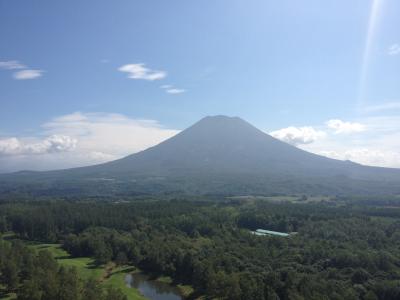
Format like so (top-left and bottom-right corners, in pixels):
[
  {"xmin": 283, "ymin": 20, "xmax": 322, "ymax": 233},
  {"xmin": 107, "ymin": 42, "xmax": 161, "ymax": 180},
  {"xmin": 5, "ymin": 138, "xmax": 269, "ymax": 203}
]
[{"xmin": 1, "ymin": 197, "xmax": 400, "ymax": 299}]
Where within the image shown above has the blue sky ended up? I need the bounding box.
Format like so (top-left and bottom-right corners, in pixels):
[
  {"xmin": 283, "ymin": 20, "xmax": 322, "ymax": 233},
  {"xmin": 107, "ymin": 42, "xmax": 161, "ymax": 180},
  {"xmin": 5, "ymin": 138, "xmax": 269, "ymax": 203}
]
[{"xmin": 1, "ymin": 0, "xmax": 400, "ymax": 172}]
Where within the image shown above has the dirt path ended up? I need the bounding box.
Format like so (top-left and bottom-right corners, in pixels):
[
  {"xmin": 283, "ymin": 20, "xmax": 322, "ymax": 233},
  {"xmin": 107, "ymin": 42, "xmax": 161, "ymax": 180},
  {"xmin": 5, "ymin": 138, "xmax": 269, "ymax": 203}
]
[{"xmin": 99, "ymin": 262, "xmax": 116, "ymax": 282}]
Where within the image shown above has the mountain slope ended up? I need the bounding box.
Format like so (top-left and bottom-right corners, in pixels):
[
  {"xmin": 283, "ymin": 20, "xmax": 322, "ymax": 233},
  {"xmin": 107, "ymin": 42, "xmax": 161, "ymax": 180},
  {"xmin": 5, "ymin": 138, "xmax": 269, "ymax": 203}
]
[{"xmin": 1, "ymin": 115, "xmax": 400, "ymax": 196}]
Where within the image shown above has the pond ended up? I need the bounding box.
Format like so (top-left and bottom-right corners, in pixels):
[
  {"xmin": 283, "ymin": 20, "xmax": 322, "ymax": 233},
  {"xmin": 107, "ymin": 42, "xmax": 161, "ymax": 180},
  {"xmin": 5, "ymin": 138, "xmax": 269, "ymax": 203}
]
[{"xmin": 125, "ymin": 273, "xmax": 183, "ymax": 300}]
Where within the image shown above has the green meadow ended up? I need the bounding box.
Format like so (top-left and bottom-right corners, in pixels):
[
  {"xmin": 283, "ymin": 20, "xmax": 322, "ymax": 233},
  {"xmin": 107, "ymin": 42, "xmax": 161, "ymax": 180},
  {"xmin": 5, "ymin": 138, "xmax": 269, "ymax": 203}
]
[
  {"xmin": 29, "ymin": 243, "xmax": 146, "ymax": 300},
  {"xmin": 0, "ymin": 241, "xmax": 146, "ymax": 300}
]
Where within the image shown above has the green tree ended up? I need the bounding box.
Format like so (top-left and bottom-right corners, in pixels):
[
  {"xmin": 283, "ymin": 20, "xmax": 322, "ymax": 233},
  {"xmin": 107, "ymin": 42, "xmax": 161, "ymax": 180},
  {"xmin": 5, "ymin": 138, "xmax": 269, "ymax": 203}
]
[
  {"xmin": 18, "ymin": 279, "xmax": 43, "ymax": 300},
  {"xmin": 94, "ymin": 241, "xmax": 112, "ymax": 265},
  {"xmin": 57, "ymin": 266, "xmax": 80, "ymax": 300},
  {"xmin": 3, "ymin": 260, "xmax": 19, "ymax": 291},
  {"xmin": 82, "ymin": 278, "xmax": 103, "ymax": 300},
  {"xmin": 115, "ymin": 251, "xmax": 128, "ymax": 265}
]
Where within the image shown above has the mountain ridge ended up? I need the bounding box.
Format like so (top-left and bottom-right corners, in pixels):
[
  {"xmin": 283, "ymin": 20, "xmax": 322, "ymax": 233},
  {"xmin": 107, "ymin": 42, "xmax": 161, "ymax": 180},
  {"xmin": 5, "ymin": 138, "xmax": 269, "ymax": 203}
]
[{"xmin": 1, "ymin": 115, "xmax": 400, "ymax": 196}]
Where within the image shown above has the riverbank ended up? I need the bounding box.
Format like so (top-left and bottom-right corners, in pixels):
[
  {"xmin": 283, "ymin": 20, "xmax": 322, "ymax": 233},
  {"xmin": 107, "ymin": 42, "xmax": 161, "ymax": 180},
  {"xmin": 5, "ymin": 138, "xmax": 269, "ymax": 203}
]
[
  {"xmin": 155, "ymin": 276, "xmax": 194, "ymax": 298},
  {"xmin": 32, "ymin": 244, "xmax": 197, "ymax": 299},
  {"xmin": 126, "ymin": 272, "xmax": 196, "ymax": 300},
  {"xmin": 30, "ymin": 243, "xmax": 198, "ymax": 299},
  {"xmin": 0, "ymin": 235, "xmax": 146, "ymax": 300},
  {"xmin": 1, "ymin": 235, "xmax": 197, "ymax": 300},
  {"xmin": 29, "ymin": 243, "xmax": 147, "ymax": 300}
]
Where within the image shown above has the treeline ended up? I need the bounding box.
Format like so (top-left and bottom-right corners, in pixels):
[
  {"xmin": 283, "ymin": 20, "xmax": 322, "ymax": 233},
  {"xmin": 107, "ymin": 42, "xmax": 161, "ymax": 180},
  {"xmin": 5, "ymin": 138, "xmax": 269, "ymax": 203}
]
[
  {"xmin": 0, "ymin": 239, "xmax": 126, "ymax": 300},
  {"xmin": 1, "ymin": 199, "xmax": 400, "ymax": 299},
  {"xmin": 336, "ymin": 196, "xmax": 400, "ymax": 207}
]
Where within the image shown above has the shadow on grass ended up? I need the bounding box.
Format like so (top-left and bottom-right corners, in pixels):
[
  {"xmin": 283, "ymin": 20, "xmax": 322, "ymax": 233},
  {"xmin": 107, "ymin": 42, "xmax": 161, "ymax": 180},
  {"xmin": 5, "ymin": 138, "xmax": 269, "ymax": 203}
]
[
  {"xmin": 87, "ymin": 261, "xmax": 102, "ymax": 269},
  {"xmin": 55, "ymin": 255, "xmax": 71, "ymax": 259},
  {"xmin": 110, "ymin": 266, "xmax": 136, "ymax": 276},
  {"xmin": 1, "ymin": 233, "xmax": 16, "ymax": 241},
  {"xmin": 36, "ymin": 245, "xmax": 51, "ymax": 249},
  {"xmin": 0, "ymin": 287, "xmax": 14, "ymax": 300}
]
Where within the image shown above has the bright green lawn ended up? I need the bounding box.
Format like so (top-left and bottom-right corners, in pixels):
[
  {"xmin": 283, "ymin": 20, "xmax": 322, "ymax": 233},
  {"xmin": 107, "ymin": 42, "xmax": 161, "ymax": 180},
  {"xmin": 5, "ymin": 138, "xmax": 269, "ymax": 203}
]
[
  {"xmin": 104, "ymin": 266, "xmax": 145, "ymax": 300},
  {"xmin": 2, "ymin": 239, "xmax": 193, "ymax": 300},
  {"xmin": 30, "ymin": 244, "xmax": 104, "ymax": 280},
  {"xmin": 29, "ymin": 243, "xmax": 146, "ymax": 300}
]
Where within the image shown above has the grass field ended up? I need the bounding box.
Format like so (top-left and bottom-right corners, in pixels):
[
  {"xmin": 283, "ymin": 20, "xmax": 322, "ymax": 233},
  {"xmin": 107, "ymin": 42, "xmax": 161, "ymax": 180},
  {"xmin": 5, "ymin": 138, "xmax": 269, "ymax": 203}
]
[
  {"xmin": 104, "ymin": 266, "xmax": 146, "ymax": 299},
  {"xmin": 1, "ymin": 236, "xmax": 195, "ymax": 300},
  {"xmin": 30, "ymin": 243, "xmax": 104, "ymax": 279},
  {"xmin": 28, "ymin": 243, "xmax": 146, "ymax": 300}
]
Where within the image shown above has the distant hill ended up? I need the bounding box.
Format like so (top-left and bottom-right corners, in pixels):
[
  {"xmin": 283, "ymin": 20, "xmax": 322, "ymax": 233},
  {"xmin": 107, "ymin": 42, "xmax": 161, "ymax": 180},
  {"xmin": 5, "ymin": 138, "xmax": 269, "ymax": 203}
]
[{"xmin": 1, "ymin": 115, "xmax": 400, "ymax": 196}]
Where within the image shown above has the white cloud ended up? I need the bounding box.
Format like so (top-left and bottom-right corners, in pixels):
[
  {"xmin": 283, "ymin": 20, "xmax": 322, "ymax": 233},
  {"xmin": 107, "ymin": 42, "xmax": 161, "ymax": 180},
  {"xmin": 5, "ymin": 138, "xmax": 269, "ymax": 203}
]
[
  {"xmin": 0, "ymin": 60, "xmax": 44, "ymax": 80},
  {"xmin": 269, "ymin": 126, "xmax": 326, "ymax": 146},
  {"xmin": 166, "ymin": 88, "xmax": 185, "ymax": 94},
  {"xmin": 0, "ymin": 60, "xmax": 26, "ymax": 70},
  {"xmin": 363, "ymin": 101, "xmax": 400, "ymax": 113},
  {"xmin": 43, "ymin": 135, "xmax": 78, "ymax": 152},
  {"xmin": 0, "ymin": 112, "xmax": 179, "ymax": 173},
  {"xmin": 388, "ymin": 43, "xmax": 400, "ymax": 55},
  {"xmin": 326, "ymin": 119, "xmax": 366, "ymax": 134},
  {"xmin": 0, "ymin": 138, "xmax": 21, "ymax": 155},
  {"xmin": 118, "ymin": 63, "xmax": 166, "ymax": 81},
  {"xmin": 1, "ymin": 113, "xmax": 399, "ymax": 172},
  {"xmin": 13, "ymin": 69, "xmax": 43, "ymax": 80},
  {"xmin": 299, "ymin": 115, "xmax": 400, "ymax": 168},
  {"xmin": 86, "ymin": 151, "xmax": 116, "ymax": 161},
  {"xmin": 318, "ymin": 149, "xmax": 400, "ymax": 168},
  {"xmin": 0, "ymin": 135, "xmax": 77, "ymax": 156},
  {"xmin": 160, "ymin": 84, "xmax": 186, "ymax": 94}
]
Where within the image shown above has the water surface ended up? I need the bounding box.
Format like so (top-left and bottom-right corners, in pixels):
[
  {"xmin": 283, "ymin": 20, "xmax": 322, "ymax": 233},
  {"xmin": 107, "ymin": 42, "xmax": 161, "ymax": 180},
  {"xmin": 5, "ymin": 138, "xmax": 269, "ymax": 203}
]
[{"xmin": 125, "ymin": 273, "xmax": 182, "ymax": 300}]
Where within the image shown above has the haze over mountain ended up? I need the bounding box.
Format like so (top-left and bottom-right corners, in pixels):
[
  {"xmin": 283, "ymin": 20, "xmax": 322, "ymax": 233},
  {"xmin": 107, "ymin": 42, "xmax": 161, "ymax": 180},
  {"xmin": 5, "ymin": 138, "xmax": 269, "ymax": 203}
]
[{"xmin": 1, "ymin": 115, "xmax": 400, "ymax": 196}]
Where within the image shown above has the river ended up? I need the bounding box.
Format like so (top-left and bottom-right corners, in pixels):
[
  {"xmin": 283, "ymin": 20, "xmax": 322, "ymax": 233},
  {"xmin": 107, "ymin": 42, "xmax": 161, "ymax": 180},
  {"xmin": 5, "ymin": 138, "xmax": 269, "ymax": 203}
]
[{"xmin": 125, "ymin": 273, "xmax": 183, "ymax": 300}]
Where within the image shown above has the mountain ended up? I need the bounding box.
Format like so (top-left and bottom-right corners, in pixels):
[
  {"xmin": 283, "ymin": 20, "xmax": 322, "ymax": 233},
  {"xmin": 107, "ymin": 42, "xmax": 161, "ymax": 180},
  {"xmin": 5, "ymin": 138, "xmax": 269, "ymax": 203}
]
[{"xmin": 1, "ymin": 115, "xmax": 400, "ymax": 196}]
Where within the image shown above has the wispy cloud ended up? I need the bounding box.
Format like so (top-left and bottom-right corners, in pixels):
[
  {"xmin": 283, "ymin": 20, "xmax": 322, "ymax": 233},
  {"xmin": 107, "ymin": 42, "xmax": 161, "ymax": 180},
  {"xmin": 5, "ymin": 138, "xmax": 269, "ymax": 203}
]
[
  {"xmin": 166, "ymin": 88, "xmax": 185, "ymax": 94},
  {"xmin": 298, "ymin": 115, "xmax": 400, "ymax": 168},
  {"xmin": 0, "ymin": 112, "xmax": 179, "ymax": 173},
  {"xmin": 118, "ymin": 63, "xmax": 166, "ymax": 81},
  {"xmin": 326, "ymin": 119, "xmax": 366, "ymax": 134},
  {"xmin": 13, "ymin": 69, "xmax": 44, "ymax": 80},
  {"xmin": 269, "ymin": 115, "xmax": 400, "ymax": 168},
  {"xmin": 317, "ymin": 149, "xmax": 399, "ymax": 167},
  {"xmin": 0, "ymin": 60, "xmax": 26, "ymax": 70},
  {"xmin": 0, "ymin": 60, "xmax": 44, "ymax": 80},
  {"xmin": 160, "ymin": 84, "xmax": 186, "ymax": 94},
  {"xmin": 363, "ymin": 101, "xmax": 400, "ymax": 113},
  {"xmin": 269, "ymin": 126, "xmax": 326, "ymax": 146},
  {"xmin": 388, "ymin": 43, "xmax": 400, "ymax": 55}
]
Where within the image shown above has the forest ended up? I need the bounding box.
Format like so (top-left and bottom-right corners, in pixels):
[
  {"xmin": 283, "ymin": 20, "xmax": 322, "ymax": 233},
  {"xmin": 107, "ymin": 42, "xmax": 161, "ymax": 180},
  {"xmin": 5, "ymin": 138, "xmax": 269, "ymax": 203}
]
[{"xmin": 1, "ymin": 196, "xmax": 400, "ymax": 300}]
